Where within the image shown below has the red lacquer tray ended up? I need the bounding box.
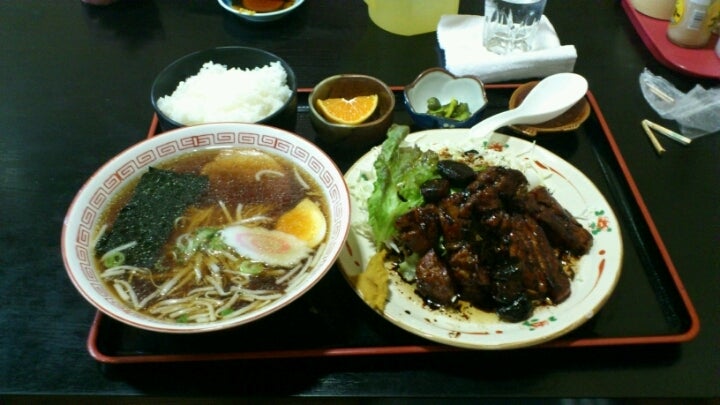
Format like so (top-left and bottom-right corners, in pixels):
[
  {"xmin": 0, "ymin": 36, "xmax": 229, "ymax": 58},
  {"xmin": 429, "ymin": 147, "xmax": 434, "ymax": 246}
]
[
  {"xmin": 87, "ymin": 85, "xmax": 699, "ymax": 363},
  {"xmin": 622, "ymin": 0, "xmax": 720, "ymax": 79}
]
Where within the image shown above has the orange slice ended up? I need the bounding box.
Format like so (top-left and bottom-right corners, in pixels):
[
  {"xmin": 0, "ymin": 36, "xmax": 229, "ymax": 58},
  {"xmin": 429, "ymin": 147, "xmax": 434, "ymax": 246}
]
[{"xmin": 316, "ymin": 94, "xmax": 378, "ymax": 125}]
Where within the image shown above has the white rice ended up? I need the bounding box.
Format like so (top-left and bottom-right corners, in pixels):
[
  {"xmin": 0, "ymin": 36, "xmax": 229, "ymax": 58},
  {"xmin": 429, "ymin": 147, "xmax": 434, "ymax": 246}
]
[{"xmin": 157, "ymin": 61, "xmax": 292, "ymax": 126}]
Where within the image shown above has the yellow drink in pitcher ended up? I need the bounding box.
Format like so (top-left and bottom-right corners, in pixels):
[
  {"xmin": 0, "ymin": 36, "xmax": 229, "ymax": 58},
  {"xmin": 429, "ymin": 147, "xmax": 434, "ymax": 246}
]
[{"xmin": 365, "ymin": 0, "xmax": 460, "ymax": 36}]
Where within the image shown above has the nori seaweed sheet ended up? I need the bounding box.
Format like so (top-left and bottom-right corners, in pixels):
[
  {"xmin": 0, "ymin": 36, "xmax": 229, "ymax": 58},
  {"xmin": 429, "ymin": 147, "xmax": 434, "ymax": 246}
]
[{"xmin": 95, "ymin": 167, "xmax": 209, "ymax": 269}]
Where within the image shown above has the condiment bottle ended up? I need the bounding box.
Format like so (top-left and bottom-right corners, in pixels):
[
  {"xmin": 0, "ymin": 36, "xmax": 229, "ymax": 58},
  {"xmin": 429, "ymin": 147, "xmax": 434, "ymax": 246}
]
[
  {"xmin": 667, "ymin": 0, "xmax": 716, "ymax": 48},
  {"xmin": 632, "ymin": 0, "xmax": 676, "ymax": 20},
  {"xmin": 364, "ymin": 0, "xmax": 460, "ymax": 36}
]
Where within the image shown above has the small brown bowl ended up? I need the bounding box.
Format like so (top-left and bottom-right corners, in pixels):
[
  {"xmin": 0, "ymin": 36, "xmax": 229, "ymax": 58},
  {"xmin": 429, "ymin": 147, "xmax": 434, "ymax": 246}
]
[
  {"xmin": 508, "ymin": 81, "xmax": 591, "ymax": 136},
  {"xmin": 309, "ymin": 74, "xmax": 395, "ymax": 149}
]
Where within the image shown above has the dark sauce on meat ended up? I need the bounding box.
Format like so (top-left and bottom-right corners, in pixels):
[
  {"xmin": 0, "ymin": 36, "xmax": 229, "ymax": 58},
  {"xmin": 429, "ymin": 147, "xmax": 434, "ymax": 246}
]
[{"xmin": 393, "ymin": 161, "xmax": 593, "ymax": 322}]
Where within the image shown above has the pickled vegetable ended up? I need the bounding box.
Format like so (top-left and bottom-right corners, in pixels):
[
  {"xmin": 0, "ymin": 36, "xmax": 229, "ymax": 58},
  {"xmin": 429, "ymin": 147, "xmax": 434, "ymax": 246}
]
[{"xmin": 426, "ymin": 97, "xmax": 471, "ymax": 121}]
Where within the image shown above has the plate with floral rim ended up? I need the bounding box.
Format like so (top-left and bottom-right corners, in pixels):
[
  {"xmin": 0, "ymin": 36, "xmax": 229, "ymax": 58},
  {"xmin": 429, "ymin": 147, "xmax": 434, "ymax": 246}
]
[{"xmin": 338, "ymin": 128, "xmax": 623, "ymax": 350}]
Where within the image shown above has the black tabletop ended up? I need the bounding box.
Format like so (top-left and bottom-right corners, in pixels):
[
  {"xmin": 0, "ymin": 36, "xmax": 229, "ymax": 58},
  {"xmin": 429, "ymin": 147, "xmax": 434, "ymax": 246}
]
[{"xmin": 1, "ymin": 0, "xmax": 719, "ymax": 401}]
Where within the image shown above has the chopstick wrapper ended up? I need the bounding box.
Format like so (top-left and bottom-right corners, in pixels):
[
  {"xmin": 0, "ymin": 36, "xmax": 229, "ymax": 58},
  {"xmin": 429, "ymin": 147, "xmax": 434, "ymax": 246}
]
[{"xmin": 437, "ymin": 15, "xmax": 577, "ymax": 83}]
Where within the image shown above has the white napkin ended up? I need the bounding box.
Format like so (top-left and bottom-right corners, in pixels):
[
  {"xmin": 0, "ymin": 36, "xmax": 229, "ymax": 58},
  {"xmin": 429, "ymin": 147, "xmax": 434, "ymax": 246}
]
[{"xmin": 437, "ymin": 14, "xmax": 577, "ymax": 83}]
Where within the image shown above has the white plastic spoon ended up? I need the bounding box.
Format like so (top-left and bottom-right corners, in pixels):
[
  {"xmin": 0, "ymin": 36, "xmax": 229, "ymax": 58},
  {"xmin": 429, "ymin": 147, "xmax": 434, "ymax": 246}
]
[{"xmin": 469, "ymin": 73, "xmax": 588, "ymax": 138}]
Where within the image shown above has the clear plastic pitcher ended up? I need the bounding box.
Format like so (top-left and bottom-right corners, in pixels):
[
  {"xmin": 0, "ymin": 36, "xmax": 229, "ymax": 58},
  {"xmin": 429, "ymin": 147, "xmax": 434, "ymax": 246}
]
[{"xmin": 365, "ymin": 0, "xmax": 460, "ymax": 36}]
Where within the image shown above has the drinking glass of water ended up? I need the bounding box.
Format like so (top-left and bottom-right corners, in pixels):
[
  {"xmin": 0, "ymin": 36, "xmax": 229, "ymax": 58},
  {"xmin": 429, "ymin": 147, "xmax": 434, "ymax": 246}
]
[{"xmin": 483, "ymin": 0, "xmax": 548, "ymax": 54}]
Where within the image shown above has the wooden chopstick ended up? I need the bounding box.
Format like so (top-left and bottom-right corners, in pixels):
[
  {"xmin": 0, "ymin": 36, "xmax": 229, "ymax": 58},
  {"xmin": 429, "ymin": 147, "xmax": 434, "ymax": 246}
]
[
  {"xmin": 642, "ymin": 120, "xmax": 665, "ymax": 155},
  {"xmin": 643, "ymin": 119, "xmax": 692, "ymax": 145},
  {"xmin": 645, "ymin": 83, "xmax": 675, "ymax": 104}
]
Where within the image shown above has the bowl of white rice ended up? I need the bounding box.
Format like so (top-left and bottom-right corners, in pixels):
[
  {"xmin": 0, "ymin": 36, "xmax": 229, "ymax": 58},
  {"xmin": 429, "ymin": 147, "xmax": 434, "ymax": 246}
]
[{"xmin": 151, "ymin": 46, "xmax": 297, "ymax": 132}]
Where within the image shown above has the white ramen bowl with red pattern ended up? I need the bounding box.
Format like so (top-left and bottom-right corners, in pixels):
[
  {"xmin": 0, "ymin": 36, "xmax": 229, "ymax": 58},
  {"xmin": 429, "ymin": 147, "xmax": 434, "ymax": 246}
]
[{"xmin": 62, "ymin": 123, "xmax": 351, "ymax": 333}]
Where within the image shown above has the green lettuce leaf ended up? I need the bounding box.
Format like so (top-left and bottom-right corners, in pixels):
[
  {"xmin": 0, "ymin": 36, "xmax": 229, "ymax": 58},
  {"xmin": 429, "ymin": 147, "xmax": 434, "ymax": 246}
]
[{"xmin": 367, "ymin": 124, "xmax": 439, "ymax": 248}]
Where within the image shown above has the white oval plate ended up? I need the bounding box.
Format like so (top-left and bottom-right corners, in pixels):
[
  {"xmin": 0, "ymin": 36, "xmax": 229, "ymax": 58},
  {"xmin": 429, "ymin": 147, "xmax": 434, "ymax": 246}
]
[{"xmin": 338, "ymin": 129, "xmax": 623, "ymax": 350}]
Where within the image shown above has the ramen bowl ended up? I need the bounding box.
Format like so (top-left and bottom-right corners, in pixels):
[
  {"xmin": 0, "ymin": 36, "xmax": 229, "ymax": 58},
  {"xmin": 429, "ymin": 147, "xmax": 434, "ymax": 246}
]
[
  {"xmin": 151, "ymin": 46, "xmax": 298, "ymax": 133},
  {"xmin": 62, "ymin": 123, "xmax": 350, "ymax": 333},
  {"xmin": 217, "ymin": 0, "xmax": 306, "ymax": 22},
  {"xmin": 403, "ymin": 67, "xmax": 488, "ymax": 129}
]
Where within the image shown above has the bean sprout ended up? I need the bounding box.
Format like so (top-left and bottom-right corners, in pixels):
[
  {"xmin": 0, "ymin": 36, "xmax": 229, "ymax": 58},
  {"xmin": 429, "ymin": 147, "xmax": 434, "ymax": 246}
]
[
  {"xmin": 293, "ymin": 167, "xmax": 310, "ymax": 190},
  {"xmin": 255, "ymin": 169, "xmax": 285, "ymax": 181},
  {"xmin": 113, "ymin": 280, "xmax": 141, "ymax": 309},
  {"xmin": 218, "ymin": 200, "xmax": 233, "ymax": 223},
  {"xmin": 99, "ymin": 241, "xmax": 137, "ymax": 262}
]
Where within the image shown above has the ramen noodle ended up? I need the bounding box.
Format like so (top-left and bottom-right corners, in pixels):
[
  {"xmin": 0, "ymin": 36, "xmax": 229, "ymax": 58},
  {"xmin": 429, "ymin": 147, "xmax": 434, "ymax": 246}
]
[{"xmin": 93, "ymin": 147, "xmax": 329, "ymax": 324}]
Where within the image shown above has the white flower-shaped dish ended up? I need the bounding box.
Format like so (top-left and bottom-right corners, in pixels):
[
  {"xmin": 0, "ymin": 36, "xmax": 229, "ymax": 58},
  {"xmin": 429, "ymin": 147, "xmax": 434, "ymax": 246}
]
[
  {"xmin": 339, "ymin": 129, "xmax": 623, "ymax": 350},
  {"xmin": 404, "ymin": 68, "xmax": 488, "ymax": 129}
]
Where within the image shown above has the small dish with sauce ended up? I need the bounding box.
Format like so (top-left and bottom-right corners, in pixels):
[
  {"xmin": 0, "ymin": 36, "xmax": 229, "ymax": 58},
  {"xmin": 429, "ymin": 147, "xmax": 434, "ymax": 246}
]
[
  {"xmin": 217, "ymin": 0, "xmax": 305, "ymax": 22},
  {"xmin": 508, "ymin": 80, "xmax": 591, "ymax": 136}
]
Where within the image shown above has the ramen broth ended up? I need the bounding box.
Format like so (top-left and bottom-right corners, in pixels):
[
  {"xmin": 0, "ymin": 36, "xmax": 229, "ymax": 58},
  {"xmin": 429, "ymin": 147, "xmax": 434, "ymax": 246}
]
[{"xmin": 93, "ymin": 147, "xmax": 329, "ymax": 324}]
